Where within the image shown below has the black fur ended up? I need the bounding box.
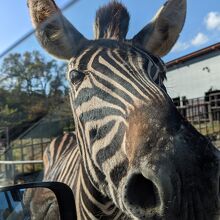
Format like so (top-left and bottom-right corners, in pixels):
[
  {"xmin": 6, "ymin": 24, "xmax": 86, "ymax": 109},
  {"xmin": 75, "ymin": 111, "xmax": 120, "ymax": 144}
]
[{"xmin": 94, "ymin": 1, "xmax": 130, "ymax": 40}]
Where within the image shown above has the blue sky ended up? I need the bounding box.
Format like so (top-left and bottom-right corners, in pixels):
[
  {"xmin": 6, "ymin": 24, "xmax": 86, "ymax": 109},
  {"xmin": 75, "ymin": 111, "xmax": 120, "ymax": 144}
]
[{"xmin": 0, "ymin": 0, "xmax": 220, "ymax": 62}]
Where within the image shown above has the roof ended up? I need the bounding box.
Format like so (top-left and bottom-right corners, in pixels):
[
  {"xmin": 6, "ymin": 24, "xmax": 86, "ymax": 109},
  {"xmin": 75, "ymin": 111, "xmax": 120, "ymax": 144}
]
[{"xmin": 166, "ymin": 42, "xmax": 220, "ymax": 69}]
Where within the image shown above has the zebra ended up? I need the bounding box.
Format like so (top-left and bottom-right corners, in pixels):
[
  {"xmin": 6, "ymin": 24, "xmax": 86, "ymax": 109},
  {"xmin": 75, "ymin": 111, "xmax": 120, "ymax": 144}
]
[{"xmin": 27, "ymin": 0, "xmax": 220, "ymax": 219}]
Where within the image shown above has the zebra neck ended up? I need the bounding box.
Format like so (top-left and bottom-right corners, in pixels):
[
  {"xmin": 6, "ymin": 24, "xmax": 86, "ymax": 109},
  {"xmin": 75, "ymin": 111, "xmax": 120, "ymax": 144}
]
[{"xmin": 77, "ymin": 162, "xmax": 128, "ymax": 219}]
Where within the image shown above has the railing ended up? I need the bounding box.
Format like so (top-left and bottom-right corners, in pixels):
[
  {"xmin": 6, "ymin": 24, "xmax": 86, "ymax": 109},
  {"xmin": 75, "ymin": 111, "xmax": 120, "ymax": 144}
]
[
  {"xmin": 0, "ymin": 160, "xmax": 43, "ymax": 187},
  {"xmin": 0, "ymin": 116, "xmax": 74, "ymax": 186},
  {"xmin": 174, "ymin": 93, "xmax": 220, "ymax": 148},
  {"xmin": 0, "ymin": 139, "xmax": 50, "ymax": 186}
]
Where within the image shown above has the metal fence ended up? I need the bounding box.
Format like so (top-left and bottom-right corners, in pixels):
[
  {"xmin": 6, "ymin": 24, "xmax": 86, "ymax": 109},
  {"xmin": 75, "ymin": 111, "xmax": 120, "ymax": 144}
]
[
  {"xmin": 0, "ymin": 139, "xmax": 50, "ymax": 186},
  {"xmin": 1, "ymin": 93, "xmax": 220, "ymax": 186},
  {"xmin": 174, "ymin": 91, "xmax": 220, "ymax": 148},
  {"xmin": 0, "ymin": 117, "xmax": 74, "ymax": 186}
]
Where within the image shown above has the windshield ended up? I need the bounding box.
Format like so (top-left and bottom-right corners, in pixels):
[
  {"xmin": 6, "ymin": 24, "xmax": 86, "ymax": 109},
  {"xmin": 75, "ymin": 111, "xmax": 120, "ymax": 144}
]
[{"xmin": 0, "ymin": 0, "xmax": 220, "ymax": 219}]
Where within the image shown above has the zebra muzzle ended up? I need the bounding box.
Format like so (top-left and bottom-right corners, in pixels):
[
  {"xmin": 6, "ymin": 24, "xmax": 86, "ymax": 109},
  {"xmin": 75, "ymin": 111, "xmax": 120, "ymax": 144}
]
[{"xmin": 122, "ymin": 168, "xmax": 173, "ymax": 219}]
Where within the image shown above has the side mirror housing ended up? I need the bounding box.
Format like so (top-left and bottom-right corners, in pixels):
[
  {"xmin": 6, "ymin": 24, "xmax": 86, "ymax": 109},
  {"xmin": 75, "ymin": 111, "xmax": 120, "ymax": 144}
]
[{"xmin": 0, "ymin": 182, "xmax": 76, "ymax": 220}]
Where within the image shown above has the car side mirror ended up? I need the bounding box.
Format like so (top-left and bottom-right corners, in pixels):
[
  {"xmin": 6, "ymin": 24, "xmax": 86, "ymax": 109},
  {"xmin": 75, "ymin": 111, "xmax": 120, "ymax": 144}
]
[{"xmin": 0, "ymin": 182, "xmax": 77, "ymax": 220}]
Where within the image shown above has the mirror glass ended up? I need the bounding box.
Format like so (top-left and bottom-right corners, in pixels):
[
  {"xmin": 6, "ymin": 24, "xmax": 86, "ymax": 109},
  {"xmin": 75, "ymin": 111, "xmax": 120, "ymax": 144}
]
[{"xmin": 0, "ymin": 187, "xmax": 60, "ymax": 220}]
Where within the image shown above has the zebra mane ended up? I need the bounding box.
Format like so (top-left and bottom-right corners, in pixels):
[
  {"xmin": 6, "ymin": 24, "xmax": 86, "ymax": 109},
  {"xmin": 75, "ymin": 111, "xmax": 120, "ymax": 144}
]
[{"xmin": 94, "ymin": 1, "xmax": 130, "ymax": 40}]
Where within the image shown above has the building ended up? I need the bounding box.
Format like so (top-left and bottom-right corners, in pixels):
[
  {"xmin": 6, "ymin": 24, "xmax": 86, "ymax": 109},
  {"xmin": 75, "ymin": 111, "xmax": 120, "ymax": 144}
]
[
  {"xmin": 165, "ymin": 44, "xmax": 220, "ymax": 148},
  {"xmin": 165, "ymin": 42, "xmax": 220, "ymax": 99}
]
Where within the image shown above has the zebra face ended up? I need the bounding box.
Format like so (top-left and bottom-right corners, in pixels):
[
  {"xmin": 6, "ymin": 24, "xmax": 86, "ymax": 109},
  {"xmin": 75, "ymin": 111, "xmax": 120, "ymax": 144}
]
[
  {"xmin": 67, "ymin": 40, "xmax": 170, "ymax": 215},
  {"xmin": 28, "ymin": 0, "xmax": 220, "ymax": 219},
  {"xmin": 67, "ymin": 41, "xmax": 220, "ymax": 219},
  {"xmin": 67, "ymin": 41, "xmax": 168, "ymax": 171}
]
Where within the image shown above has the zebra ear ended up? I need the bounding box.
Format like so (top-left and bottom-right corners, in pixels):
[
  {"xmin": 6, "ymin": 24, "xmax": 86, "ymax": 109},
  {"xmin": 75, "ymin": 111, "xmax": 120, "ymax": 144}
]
[
  {"xmin": 131, "ymin": 0, "xmax": 186, "ymax": 57},
  {"xmin": 27, "ymin": 0, "xmax": 88, "ymax": 60}
]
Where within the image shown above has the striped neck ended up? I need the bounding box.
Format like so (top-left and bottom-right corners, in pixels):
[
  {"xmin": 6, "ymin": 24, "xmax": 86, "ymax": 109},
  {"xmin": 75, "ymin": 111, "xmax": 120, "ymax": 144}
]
[{"xmin": 77, "ymin": 162, "xmax": 129, "ymax": 219}]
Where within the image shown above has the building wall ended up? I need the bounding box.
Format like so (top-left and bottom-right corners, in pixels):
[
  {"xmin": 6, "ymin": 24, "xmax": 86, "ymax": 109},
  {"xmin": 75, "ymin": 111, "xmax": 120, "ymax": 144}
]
[{"xmin": 165, "ymin": 50, "xmax": 220, "ymax": 99}]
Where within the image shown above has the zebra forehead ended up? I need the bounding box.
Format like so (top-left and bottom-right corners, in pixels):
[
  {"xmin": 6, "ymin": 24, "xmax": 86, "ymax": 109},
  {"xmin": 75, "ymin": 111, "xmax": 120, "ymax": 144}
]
[
  {"xmin": 67, "ymin": 39, "xmax": 166, "ymax": 98},
  {"xmin": 69, "ymin": 41, "xmax": 166, "ymax": 71}
]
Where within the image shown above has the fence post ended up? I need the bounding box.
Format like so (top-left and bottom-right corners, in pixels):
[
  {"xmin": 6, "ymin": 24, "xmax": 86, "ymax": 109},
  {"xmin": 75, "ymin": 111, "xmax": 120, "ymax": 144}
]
[
  {"xmin": 208, "ymin": 102, "xmax": 213, "ymax": 124},
  {"xmin": 31, "ymin": 138, "xmax": 35, "ymax": 171},
  {"xmin": 20, "ymin": 139, "xmax": 24, "ymax": 174},
  {"xmin": 5, "ymin": 145, "xmax": 13, "ymax": 181}
]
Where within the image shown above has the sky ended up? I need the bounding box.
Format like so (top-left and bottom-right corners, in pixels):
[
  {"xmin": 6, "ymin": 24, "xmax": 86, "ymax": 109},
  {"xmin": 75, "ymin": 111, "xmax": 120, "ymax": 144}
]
[{"xmin": 0, "ymin": 0, "xmax": 220, "ymax": 62}]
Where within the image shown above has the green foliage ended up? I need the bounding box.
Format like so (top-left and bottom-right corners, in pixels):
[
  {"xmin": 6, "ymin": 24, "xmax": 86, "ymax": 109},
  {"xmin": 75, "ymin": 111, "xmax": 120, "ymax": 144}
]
[
  {"xmin": 0, "ymin": 105, "xmax": 17, "ymax": 126},
  {"xmin": 0, "ymin": 51, "xmax": 70, "ymax": 130},
  {"xmin": 0, "ymin": 51, "xmax": 68, "ymax": 96}
]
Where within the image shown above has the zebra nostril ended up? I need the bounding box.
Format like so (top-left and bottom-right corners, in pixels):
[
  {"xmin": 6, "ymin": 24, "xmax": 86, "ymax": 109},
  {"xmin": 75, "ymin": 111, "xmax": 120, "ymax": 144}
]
[{"xmin": 125, "ymin": 174, "xmax": 159, "ymax": 209}]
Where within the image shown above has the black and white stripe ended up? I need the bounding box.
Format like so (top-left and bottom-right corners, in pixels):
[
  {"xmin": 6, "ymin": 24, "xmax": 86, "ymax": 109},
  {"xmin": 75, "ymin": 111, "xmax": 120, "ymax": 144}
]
[
  {"xmin": 28, "ymin": 1, "xmax": 218, "ymax": 220},
  {"xmin": 41, "ymin": 42, "xmax": 168, "ymax": 219}
]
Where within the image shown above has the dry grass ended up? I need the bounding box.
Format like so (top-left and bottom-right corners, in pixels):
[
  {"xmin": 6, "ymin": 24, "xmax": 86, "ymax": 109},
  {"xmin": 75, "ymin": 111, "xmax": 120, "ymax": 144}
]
[{"xmin": 193, "ymin": 121, "xmax": 220, "ymax": 136}]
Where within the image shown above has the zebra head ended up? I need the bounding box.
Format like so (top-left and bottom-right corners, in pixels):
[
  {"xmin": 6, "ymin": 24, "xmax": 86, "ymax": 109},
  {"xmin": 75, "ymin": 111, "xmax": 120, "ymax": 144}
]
[{"xmin": 28, "ymin": 0, "xmax": 220, "ymax": 219}]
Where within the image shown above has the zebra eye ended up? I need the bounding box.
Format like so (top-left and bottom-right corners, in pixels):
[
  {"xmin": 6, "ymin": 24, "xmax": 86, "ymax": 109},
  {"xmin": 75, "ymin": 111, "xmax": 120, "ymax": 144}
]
[{"xmin": 69, "ymin": 70, "xmax": 85, "ymax": 85}]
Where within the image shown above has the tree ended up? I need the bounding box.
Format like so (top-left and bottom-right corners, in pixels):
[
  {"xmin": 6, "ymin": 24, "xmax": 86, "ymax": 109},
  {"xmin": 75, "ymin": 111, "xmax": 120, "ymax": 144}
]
[
  {"xmin": 0, "ymin": 50, "xmax": 68, "ymax": 96},
  {"xmin": 0, "ymin": 51, "xmax": 69, "ymax": 128},
  {"xmin": 49, "ymin": 63, "xmax": 68, "ymax": 97}
]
